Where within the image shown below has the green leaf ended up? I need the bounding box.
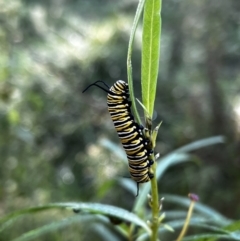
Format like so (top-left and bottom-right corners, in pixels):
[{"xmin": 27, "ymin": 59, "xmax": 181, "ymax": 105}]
[
  {"xmin": 0, "ymin": 202, "xmax": 151, "ymax": 235},
  {"xmin": 0, "ymin": 205, "xmax": 58, "ymax": 232},
  {"xmin": 175, "ymin": 136, "xmax": 225, "ymax": 153},
  {"xmin": 163, "ymin": 194, "xmax": 232, "ymax": 226},
  {"xmin": 224, "ymin": 220, "xmax": 240, "ymax": 232},
  {"xmin": 182, "ymin": 233, "xmax": 239, "ymax": 241},
  {"xmin": 141, "ymin": 0, "xmax": 162, "ymax": 118},
  {"xmin": 138, "ymin": 219, "xmax": 231, "ymax": 241},
  {"xmin": 229, "ymin": 231, "xmax": 240, "ymax": 240},
  {"xmin": 93, "ymin": 223, "xmax": 125, "ymax": 241},
  {"xmin": 224, "ymin": 220, "xmax": 240, "ymax": 240},
  {"xmin": 11, "ymin": 215, "xmax": 101, "ymax": 241}
]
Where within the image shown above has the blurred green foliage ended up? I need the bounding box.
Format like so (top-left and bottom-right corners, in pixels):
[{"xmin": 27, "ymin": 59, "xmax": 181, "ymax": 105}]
[{"xmin": 0, "ymin": 0, "xmax": 240, "ymax": 240}]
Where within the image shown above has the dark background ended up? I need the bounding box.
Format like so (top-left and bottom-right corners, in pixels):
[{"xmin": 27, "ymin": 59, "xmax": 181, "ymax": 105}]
[{"xmin": 0, "ymin": 0, "xmax": 240, "ymax": 240}]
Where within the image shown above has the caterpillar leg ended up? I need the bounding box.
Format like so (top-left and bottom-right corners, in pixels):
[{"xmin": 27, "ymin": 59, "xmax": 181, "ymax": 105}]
[
  {"xmin": 148, "ymin": 159, "xmax": 154, "ymax": 166},
  {"xmin": 148, "ymin": 171, "xmax": 154, "ymax": 179}
]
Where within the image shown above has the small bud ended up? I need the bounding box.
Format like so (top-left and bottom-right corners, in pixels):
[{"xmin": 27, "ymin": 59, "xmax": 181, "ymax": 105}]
[
  {"xmin": 155, "ymin": 153, "xmax": 160, "ymax": 159},
  {"xmin": 188, "ymin": 193, "xmax": 199, "ymax": 202},
  {"xmin": 158, "ymin": 212, "xmax": 165, "ymax": 223},
  {"xmin": 147, "ymin": 220, "xmax": 152, "ymax": 227},
  {"xmin": 164, "ymin": 224, "xmax": 174, "ymax": 232},
  {"xmin": 147, "ymin": 194, "xmax": 152, "ymax": 200},
  {"xmin": 159, "ymin": 197, "xmax": 165, "ymax": 211},
  {"xmin": 148, "ymin": 194, "xmax": 153, "ymax": 207}
]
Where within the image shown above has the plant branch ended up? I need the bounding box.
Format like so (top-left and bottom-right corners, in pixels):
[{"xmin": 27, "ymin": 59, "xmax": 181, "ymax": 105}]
[{"xmin": 127, "ymin": 0, "xmax": 146, "ymax": 125}]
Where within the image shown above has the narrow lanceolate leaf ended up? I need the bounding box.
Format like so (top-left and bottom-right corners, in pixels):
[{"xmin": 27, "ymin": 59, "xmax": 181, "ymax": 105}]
[
  {"xmin": 141, "ymin": 0, "xmax": 161, "ymax": 118},
  {"xmin": 11, "ymin": 215, "xmax": 99, "ymax": 241},
  {"xmin": 0, "ymin": 203, "xmax": 151, "ymax": 235}
]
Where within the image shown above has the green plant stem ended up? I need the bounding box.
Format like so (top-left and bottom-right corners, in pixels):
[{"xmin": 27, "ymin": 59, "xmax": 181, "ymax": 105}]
[
  {"xmin": 127, "ymin": 0, "xmax": 146, "ymax": 125},
  {"xmin": 150, "ymin": 157, "xmax": 159, "ymax": 241},
  {"xmin": 176, "ymin": 200, "xmax": 195, "ymax": 241}
]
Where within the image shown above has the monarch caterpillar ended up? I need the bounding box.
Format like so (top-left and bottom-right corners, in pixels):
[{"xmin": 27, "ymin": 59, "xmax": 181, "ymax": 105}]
[{"xmin": 83, "ymin": 80, "xmax": 154, "ymax": 195}]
